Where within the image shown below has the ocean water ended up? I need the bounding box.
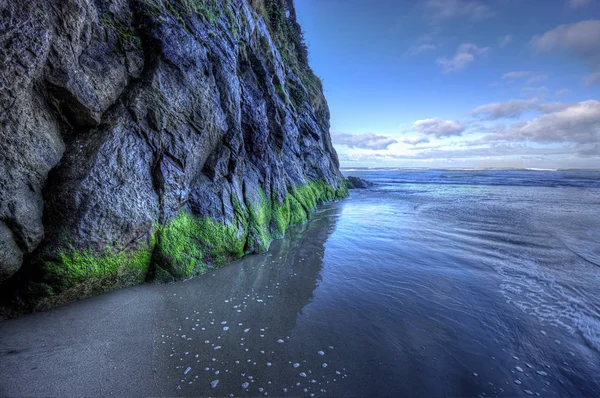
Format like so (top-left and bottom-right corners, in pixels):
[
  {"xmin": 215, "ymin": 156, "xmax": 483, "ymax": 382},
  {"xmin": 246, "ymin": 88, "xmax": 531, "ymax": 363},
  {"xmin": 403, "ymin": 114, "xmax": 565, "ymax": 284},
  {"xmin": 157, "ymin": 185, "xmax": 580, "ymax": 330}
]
[{"xmin": 1, "ymin": 168, "xmax": 599, "ymax": 397}]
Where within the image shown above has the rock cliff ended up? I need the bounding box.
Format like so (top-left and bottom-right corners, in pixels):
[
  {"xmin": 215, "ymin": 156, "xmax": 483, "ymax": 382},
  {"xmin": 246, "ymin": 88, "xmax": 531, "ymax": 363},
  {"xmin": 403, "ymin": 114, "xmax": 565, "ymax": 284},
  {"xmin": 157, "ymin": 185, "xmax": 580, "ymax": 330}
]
[{"xmin": 0, "ymin": 0, "xmax": 346, "ymax": 313}]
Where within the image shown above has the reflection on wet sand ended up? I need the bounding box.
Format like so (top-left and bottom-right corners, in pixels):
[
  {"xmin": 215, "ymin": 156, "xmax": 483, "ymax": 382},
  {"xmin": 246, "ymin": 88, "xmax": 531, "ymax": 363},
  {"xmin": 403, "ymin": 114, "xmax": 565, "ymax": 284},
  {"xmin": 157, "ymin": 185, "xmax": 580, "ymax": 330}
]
[{"xmin": 153, "ymin": 205, "xmax": 346, "ymax": 396}]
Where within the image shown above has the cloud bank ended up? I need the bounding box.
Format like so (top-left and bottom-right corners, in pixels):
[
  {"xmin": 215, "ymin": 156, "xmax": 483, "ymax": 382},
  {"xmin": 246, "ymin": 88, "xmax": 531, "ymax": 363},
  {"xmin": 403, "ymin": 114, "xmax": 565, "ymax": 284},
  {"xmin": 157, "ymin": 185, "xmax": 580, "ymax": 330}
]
[
  {"xmin": 332, "ymin": 132, "xmax": 398, "ymax": 150},
  {"xmin": 412, "ymin": 118, "xmax": 466, "ymax": 137},
  {"xmin": 532, "ymin": 20, "xmax": 600, "ymax": 86}
]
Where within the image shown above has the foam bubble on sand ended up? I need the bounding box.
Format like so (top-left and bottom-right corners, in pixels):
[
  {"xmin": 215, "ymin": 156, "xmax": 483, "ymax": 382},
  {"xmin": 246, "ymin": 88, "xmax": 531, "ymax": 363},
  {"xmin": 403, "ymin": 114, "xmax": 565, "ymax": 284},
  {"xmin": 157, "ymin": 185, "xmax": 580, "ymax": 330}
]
[
  {"xmin": 223, "ymin": 327, "xmax": 229, "ymax": 331},
  {"xmin": 299, "ymin": 372, "xmax": 307, "ymax": 377},
  {"xmin": 293, "ymin": 363, "xmax": 300, "ymax": 368},
  {"xmin": 184, "ymin": 367, "xmax": 191, "ymax": 375},
  {"xmin": 214, "ymin": 346, "xmax": 222, "ymax": 350},
  {"xmin": 244, "ymin": 328, "xmax": 250, "ymax": 333},
  {"xmin": 318, "ymin": 351, "xmax": 325, "ymax": 355},
  {"xmin": 277, "ymin": 339, "xmax": 284, "ymax": 343},
  {"xmin": 211, "ymin": 380, "xmax": 219, "ymax": 388},
  {"xmin": 242, "ymin": 382, "xmax": 249, "ymax": 389}
]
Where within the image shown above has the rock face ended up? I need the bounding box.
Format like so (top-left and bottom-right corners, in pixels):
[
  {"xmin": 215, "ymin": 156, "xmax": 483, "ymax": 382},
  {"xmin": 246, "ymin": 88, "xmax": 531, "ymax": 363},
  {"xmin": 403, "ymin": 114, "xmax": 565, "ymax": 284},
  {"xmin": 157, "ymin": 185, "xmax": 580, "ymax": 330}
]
[{"xmin": 0, "ymin": 0, "xmax": 346, "ymax": 312}]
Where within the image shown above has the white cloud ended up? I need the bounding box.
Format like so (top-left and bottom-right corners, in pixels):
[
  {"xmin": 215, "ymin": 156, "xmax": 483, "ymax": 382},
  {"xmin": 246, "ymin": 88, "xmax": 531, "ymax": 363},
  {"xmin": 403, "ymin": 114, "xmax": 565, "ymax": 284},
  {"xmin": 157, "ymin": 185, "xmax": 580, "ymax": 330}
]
[
  {"xmin": 402, "ymin": 136, "xmax": 431, "ymax": 145},
  {"xmin": 501, "ymin": 71, "xmax": 548, "ymax": 85},
  {"xmin": 568, "ymin": 0, "xmax": 591, "ymax": 8},
  {"xmin": 526, "ymin": 74, "xmax": 549, "ymax": 85},
  {"xmin": 532, "ymin": 20, "xmax": 600, "ymax": 58},
  {"xmin": 472, "ymin": 99, "xmax": 538, "ymax": 120},
  {"xmin": 338, "ymin": 144, "xmax": 591, "ymax": 167},
  {"xmin": 555, "ymin": 89, "xmax": 571, "ymax": 98},
  {"xmin": 502, "ymin": 71, "xmax": 534, "ymax": 80},
  {"xmin": 490, "ymin": 100, "xmax": 600, "ymax": 144},
  {"xmin": 582, "ymin": 71, "xmax": 600, "ymax": 88},
  {"xmin": 532, "ymin": 20, "xmax": 600, "ymax": 87},
  {"xmin": 424, "ymin": 0, "xmax": 494, "ymax": 21},
  {"xmin": 437, "ymin": 43, "xmax": 489, "ymax": 73},
  {"xmin": 412, "ymin": 118, "xmax": 466, "ymax": 137},
  {"xmin": 521, "ymin": 86, "xmax": 550, "ymax": 99},
  {"xmin": 471, "ymin": 98, "xmax": 571, "ymax": 120},
  {"xmin": 332, "ymin": 133, "xmax": 398, "ymax": 150},
  {"xmin": 407, "ymin": 44, "xmax": 438, "ymax": 56},
  {"xmin": 579, "ymin": 144, "xmax": 600, "ymax": 156},
  {"xmin": 498, "ymin": 35, "xmax": 512, "ymax": 48}
]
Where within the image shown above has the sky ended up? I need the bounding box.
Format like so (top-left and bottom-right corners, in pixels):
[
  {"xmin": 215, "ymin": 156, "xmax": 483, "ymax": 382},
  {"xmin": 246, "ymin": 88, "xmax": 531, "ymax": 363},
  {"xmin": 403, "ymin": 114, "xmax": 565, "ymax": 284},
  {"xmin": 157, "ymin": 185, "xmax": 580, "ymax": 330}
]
[{"xmin": 295, "ymin": 0, "xmax": 600, "ymax": 169}]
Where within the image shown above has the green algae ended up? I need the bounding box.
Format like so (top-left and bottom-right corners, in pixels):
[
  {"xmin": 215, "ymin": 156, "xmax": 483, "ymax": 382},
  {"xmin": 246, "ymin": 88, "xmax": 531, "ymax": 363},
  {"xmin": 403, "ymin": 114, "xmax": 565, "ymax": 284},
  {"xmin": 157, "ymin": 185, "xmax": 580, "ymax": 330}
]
[
  {"xmin": 155, "ymin": 211, "xmax": 245, "ymax": 278},
  {"xmin": 42, "ymin": 238, "xmax": 155, "ymax": 293},
  {"xmin": 247, "ymin": 189, "xmax": 273, "ymax": 253},
  {"xmin": 36, "ymin": 180, "xmax": 346, "ymax": 294}
]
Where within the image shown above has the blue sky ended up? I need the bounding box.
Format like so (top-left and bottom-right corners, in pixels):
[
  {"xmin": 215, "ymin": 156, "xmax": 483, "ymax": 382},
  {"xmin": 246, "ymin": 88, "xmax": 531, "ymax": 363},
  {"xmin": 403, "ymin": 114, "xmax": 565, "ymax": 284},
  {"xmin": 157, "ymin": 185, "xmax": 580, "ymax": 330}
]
[{"xmin": 295, "ymin": 0, "xmax": 600, "ymax": 169}]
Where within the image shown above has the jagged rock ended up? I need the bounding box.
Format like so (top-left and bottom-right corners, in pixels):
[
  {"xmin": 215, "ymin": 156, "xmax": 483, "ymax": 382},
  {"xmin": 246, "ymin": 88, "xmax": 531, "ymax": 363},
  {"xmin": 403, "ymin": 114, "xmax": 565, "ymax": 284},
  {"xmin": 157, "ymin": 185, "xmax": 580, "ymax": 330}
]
[
  {"xmin": 346, "ymin": 176, "xmax": 373, "ymax": 189},
  {"xmin": 0, "ymin": 0, "xmax": 346, "ymax": 311}
]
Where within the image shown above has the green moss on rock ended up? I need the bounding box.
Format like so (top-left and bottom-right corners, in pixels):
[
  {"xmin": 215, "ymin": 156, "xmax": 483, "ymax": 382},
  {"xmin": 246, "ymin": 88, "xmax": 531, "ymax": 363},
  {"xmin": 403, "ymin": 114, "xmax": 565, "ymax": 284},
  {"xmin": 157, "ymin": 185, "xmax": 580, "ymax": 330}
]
[
  {"xmin": 155, "ymin": 211, "xmax": 245, "ymax": 278},
  {"xmin": 246, "ymin": 189, "xmax": 273, "ymax": 253},
  {"xmin": 33, "ymin": 180, "xmax": 345, "ymax": 299},
  {"xmin": 42, "ymin": 238, "xmax": 155, "ymax": 293}
]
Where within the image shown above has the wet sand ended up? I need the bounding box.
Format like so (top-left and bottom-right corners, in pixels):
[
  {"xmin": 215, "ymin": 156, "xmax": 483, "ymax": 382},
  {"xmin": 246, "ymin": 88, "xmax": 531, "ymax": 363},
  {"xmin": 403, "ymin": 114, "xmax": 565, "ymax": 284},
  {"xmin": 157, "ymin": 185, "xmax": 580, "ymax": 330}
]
[{"xmin": 0, "ymin": 207, "xmax": 347, "ymax": 397}]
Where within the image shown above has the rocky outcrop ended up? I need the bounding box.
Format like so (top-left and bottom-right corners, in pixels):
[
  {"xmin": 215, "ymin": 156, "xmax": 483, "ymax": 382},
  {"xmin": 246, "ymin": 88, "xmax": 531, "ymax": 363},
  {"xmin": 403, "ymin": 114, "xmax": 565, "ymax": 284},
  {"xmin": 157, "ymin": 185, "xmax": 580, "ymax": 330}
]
[
  {"xmin": 346, "ymin": 176, "xmax": 373, "ymax": 189},
  {"xmin": 0, "ymin": 0, "xmax": 346, "ymax": 313}
]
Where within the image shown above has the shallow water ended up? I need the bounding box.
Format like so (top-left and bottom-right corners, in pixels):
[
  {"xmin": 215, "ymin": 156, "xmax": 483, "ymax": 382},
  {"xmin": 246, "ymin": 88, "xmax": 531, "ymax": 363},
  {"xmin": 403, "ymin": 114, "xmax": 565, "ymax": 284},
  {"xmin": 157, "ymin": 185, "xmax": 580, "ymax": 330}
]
[{"xmin": 1, "ymin": 169, "xmax": 600, "ymax": 397}]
